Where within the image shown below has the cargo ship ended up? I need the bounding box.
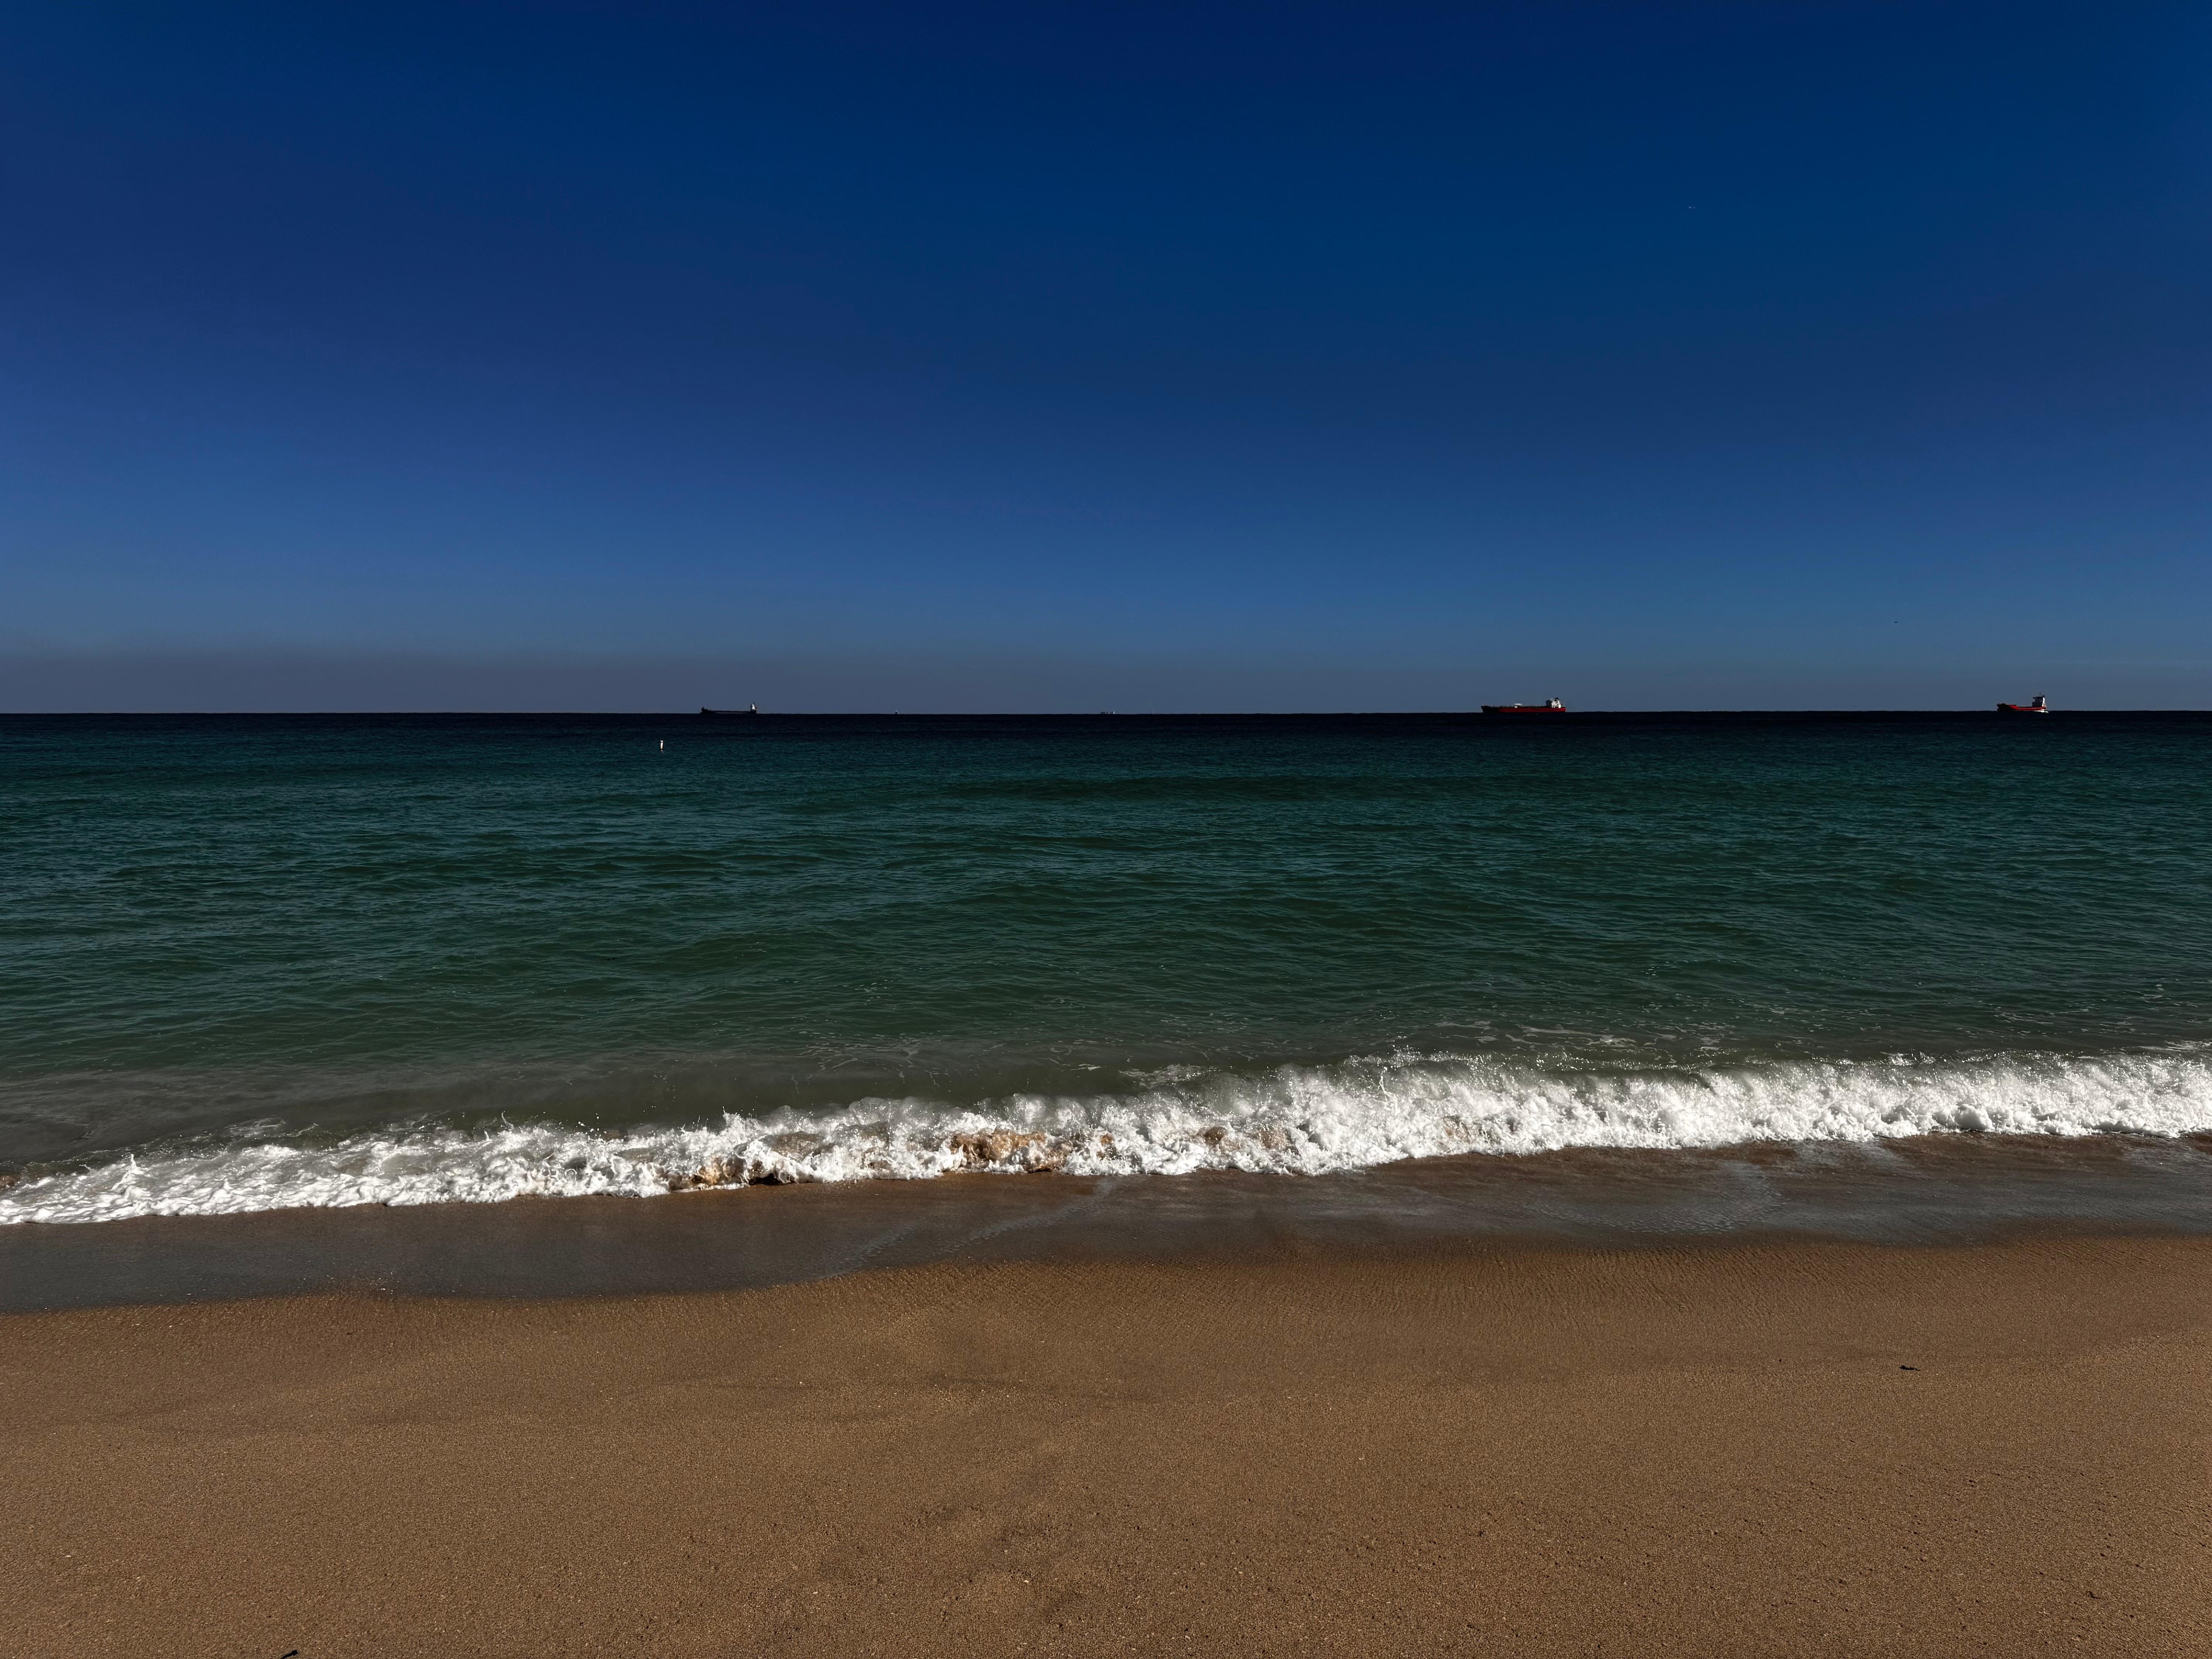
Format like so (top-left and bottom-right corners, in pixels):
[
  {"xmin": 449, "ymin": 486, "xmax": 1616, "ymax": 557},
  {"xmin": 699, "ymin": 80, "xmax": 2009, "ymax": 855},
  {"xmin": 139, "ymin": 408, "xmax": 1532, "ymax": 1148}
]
[
  {"xmin": 1996, "ymin": 696, "xmax": 2049, "ymax": 714},
  {"xmin": 1481, "ymin": 698, "xmax": 1566, "ymax": 714},
  {"xmin": 700, "ymin": 705, "xmax": 759, "ymax": 716}
]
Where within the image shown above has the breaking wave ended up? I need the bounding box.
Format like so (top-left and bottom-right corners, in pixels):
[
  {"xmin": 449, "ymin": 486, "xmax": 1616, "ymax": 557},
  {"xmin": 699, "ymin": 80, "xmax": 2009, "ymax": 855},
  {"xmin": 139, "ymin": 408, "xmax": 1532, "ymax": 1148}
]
[{"xmin": 6, "ymin": 1048, "xmax": 2212, "ymax": 1225}]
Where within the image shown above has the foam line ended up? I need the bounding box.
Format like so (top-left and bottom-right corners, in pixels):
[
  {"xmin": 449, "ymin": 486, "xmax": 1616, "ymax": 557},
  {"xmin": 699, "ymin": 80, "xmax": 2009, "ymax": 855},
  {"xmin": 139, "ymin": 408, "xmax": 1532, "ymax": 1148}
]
[{"xmin": 6, "ymin": 1048, "xmax": 2212, "ymax": 1225}]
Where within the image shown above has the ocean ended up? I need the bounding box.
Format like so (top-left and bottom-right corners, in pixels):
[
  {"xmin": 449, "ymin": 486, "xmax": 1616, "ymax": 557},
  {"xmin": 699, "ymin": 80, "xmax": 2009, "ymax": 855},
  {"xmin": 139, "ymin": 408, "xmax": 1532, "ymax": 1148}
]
[{"xmin": 5, "ymin": 711, "xmax": 2212, "ymax": 1256}]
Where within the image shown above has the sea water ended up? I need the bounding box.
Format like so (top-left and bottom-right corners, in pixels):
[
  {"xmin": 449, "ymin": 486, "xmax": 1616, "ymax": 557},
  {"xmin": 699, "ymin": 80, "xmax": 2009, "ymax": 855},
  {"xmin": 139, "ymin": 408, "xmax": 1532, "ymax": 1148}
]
[{"xmin": 4, "ymin": 712, "xmax": 2209, "ymax": 1229}]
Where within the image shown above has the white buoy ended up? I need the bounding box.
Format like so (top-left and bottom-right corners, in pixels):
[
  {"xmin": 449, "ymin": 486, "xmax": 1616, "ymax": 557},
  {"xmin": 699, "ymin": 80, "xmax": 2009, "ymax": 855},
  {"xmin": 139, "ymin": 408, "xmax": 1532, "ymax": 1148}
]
[{"xmin": 659, "ymin": 740, "xmax": 665, "ymax": 751}]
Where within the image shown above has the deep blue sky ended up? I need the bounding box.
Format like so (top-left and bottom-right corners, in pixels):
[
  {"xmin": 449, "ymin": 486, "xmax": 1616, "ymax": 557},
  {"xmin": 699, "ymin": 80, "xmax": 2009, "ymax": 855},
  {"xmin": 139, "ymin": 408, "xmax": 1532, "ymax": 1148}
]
[{"xmin": 4, "ymin": 0, "xmax": 2208, "ymax": 709}]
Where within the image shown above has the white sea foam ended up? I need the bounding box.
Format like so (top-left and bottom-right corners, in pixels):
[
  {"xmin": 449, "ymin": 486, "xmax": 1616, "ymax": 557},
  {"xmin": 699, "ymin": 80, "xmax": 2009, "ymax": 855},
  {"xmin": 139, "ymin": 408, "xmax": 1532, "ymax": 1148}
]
[{"xmin": 6, "ymin": 1049, "xmax": 2212, "ymax": 1225}]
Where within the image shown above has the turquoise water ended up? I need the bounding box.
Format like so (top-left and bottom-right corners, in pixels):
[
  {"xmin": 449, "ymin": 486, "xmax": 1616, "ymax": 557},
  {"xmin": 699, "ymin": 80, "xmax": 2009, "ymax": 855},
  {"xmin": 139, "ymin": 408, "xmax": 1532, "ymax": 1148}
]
[{"xmin": 4, "ymin": 713, "xmax": 2210, "ymax": 1223}]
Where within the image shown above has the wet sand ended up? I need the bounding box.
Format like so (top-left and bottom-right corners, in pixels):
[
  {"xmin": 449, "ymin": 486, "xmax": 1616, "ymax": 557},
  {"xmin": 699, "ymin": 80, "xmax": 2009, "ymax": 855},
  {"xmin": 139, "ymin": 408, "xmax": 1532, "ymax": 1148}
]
[{"xmin": 4, "ymin": 1233, "xmax": 2210, "ymax": 1657}]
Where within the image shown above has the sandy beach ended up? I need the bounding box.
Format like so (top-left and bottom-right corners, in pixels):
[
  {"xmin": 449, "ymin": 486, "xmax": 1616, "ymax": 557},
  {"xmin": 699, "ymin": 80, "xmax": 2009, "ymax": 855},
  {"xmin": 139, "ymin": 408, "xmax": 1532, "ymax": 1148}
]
[{"xmin": 4, "ymin": 1230, "xmax": 2208, "ymax": 1657}]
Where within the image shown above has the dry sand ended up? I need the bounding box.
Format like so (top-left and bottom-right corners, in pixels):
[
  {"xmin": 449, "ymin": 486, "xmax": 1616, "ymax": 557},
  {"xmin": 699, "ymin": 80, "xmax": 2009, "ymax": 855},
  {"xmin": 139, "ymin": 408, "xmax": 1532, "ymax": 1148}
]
[{"xmin": 4, "ymin": 1233, "xmax": 2209, "ymax": 1657}]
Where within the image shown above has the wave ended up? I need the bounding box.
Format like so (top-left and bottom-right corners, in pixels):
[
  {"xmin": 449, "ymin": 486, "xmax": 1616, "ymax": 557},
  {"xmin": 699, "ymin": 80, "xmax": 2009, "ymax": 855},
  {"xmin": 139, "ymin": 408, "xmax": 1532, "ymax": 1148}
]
[{"xmin": 6, "ymin": 1048, "xmax": 2212, "ymax": 1225}]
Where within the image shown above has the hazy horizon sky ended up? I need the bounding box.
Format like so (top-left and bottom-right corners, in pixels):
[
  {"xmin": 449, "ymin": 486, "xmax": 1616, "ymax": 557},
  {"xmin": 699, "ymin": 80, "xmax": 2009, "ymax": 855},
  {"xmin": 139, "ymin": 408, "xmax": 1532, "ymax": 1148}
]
[{"xmin": 5, "ymin": 1, "xmax": 2209, "ymax": 710}]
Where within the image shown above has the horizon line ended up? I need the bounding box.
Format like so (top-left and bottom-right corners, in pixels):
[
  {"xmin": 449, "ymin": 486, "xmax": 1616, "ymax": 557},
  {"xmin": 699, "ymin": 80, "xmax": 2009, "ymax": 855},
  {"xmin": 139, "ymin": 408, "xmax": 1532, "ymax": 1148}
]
[{"xmin": 7, "ymin": 708, "xmax": 2208, "ymax": 720}]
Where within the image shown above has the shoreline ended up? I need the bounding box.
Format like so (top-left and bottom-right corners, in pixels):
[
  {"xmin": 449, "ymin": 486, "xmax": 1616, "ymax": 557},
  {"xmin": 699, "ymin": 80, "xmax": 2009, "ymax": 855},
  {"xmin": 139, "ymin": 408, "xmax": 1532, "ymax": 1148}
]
[
  {"xmin": 6, "ymin": 1232, "xmax": 2210, "ymax": 1655},
  {"xmin": 14, "ymin": 1052, "xmax": 2212, "ymax": 1229},
  {"xmin": 9, "ymin": 1132, "xmax": 2212, "ymax": 1313}
]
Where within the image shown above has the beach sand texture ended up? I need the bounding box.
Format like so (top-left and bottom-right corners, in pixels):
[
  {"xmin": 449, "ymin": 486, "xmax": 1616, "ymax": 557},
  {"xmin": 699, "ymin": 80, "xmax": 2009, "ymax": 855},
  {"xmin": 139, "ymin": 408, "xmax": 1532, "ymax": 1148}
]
[{"xmin": 4, "ymin": 1233, "xmax": 2208, "ymax": 1657}]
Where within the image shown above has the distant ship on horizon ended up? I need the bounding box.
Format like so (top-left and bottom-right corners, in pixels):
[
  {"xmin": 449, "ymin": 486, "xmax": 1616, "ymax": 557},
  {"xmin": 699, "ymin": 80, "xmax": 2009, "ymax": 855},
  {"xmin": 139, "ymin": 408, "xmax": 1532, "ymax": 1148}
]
[
  {"xmin": 700, "ymin": 705, "xmax": 759, "ymax": 716},
  {"xmin": 1482, "ymin": 698, "xmax": 1566, "ymax": 714},
  {"xmin": 1996, "ymin": 695, "xmax": 2049, "ymax": 714}
]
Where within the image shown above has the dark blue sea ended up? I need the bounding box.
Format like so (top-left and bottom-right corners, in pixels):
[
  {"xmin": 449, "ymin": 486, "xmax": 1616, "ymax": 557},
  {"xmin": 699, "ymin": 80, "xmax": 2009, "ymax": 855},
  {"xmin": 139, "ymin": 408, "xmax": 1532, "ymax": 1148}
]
[{"xmin": 5, "ymin": 712, "xmax": 2211, "ymax": 1244}]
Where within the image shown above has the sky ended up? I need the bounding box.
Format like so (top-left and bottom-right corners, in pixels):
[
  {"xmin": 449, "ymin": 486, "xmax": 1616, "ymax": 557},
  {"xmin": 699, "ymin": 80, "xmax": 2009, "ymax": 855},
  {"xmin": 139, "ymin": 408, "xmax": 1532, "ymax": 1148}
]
[{"xmin": 3, "ymin": 0, "xmax": 2208, "ymax": 710}]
